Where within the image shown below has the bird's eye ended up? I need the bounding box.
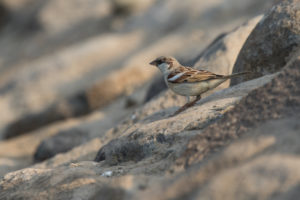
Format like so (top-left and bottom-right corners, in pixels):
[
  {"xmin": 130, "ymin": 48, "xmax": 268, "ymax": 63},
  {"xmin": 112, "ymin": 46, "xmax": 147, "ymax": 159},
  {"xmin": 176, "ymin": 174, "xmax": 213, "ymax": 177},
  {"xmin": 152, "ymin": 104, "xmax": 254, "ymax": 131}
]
[{"xmin": 157, "ymin": 60, "xmax": 162, "ymax": 65}]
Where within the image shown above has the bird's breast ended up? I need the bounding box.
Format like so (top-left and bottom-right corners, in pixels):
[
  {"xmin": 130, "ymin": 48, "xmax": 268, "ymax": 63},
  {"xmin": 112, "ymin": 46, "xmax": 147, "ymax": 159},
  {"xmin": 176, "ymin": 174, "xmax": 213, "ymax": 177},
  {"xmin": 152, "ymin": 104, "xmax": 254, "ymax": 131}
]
[{"xmin": 165, "ymin": 78, "xmax": 227, "ymax": 96}]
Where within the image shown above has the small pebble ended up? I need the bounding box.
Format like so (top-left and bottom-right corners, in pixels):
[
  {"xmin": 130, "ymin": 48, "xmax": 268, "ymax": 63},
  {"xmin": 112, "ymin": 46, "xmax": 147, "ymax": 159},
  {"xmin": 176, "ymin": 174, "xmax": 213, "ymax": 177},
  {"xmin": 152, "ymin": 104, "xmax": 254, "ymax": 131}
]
[{"xmin": 101, "ymin": 171, "xmax": 113, "ymax": 177}]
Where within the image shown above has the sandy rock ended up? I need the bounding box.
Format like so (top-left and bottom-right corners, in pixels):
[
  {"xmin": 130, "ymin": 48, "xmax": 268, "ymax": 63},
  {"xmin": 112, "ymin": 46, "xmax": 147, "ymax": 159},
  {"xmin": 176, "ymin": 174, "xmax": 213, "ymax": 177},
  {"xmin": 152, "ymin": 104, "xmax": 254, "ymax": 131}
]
[
  {"xmin": 1, "ymin": 1, "xmax": 293, "ymax": 199},
  {"xmin": 33, "ymin": 73, "xmax": 275, "ymax": 172},
  {"xmin": 125, "ymin": 0, "xmax": 272, "ymax": 33},
  {"xmin": 137, "ymin": 117, "xmax": 300, "ymax": 200},
  {"xmin": 0, "ymin": 163, "xmax": 130, "ymax": 200},
  {"xmin": 0, "ymin": 58, "xmax": 280, "ymax": 199},
  {"xmin": 0, "ymin": 32, "xmax": 143, "ymax": 138},
  {"xmin": 198, "ymin": 119, "xmax": 300, "ymax": 200},
  {"xmin": 1, "ymin": 0, "xmax": 40, "ymax": 11},
  {"xmin": 194, "ymin": 15, "xmax": 262, "ymax": 85},
  {"xmin": 38, "ymin": 0, "xmax": 111, "ymax": 34},
  {"xmin": 1, "ymin": 25, "xmax": 216, "ymax": 139},
  {"xmin": 144, "ymin": 75, "xmax": 166, "ymax": 103},
  {"xmin": 0, "ymin": 0, "xmax": 274, "ymax": 139},
  {"xmin": 0, "ymin": 70, "xmax": 279, "ymax": 199},
  {"xmin": 231, "ymin": 0, "xmax": 300, "ymax": 85},
  {"xmin": 180, "ymin": 53, "xmax": 300, "ymax": 167},
  {"xmin": 0, "ymin": 91, "xmax": 139, "ymax": 176},
  {"xmin": 3, "ymin": 93, "xmax": 90, "ymax": 139},
  {"xmin": 131, "ymin": 49, "xmax": 300, "ymax": 200}
]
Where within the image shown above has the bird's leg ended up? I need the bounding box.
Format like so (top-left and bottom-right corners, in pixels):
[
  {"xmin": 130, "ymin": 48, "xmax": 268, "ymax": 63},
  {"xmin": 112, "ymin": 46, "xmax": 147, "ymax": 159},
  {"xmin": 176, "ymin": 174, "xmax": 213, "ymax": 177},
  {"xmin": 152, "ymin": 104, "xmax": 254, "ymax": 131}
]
[{"xmin": 170, "ymin": 95, "xmax": 201, "ymax": 116}]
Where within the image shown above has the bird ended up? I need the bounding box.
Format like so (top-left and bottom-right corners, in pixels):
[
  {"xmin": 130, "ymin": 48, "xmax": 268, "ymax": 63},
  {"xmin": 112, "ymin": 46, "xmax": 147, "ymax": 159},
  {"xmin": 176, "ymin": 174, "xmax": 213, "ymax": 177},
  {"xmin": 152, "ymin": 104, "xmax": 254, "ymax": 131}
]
[{"xmin": 149, "ymin": 56, "xmax": 250, "ymax": 116}]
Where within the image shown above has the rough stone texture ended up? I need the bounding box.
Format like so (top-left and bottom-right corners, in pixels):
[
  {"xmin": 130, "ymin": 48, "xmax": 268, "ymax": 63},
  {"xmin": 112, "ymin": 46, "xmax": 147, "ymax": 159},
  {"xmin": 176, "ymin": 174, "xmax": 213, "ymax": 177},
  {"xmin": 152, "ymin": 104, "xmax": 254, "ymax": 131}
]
[
  {"xmin": 193, "ymin": 15, "xmax": 262, "ymax": 82},
  {"xmin": 0, "ymin": 92, "xmax": 137, "ymax": 177},
  {"xmin": 136, "ymin": 117, "xmax": 300, "ymax": 200},
  {"xmin": 34, "ymin": 72, "xmax": 275, "ymax": 172},
  {"xmin": 0, "ymin": 72, "xmax": 277, "ymax": 199},
  {"xmin": 0, "ymin": 3, "xmax": 10, "ymax": 29},
  {"xmin": 0, "ymin": 32, "xmax": 144, "ymax": 138},
  {"xmin": 3, "ymin": 94, "xmax": 90, "ymax": 139},
  {"xmin": 130, "ymin": 51, "xmax": 300, "ymax": 200},
  {"xmin": 34, "ymin": 129, "xmax": 89, "ymax": 162},
  {"xmin": 1, "ymin": 29, "xmax": 212, "ymax": 139},
  {"xmin": 0, "ymin": 0, "xmax": 274, "ymax": 140},
  {"xmin": 231, "ymin": 0, "xmax": 300, "ymax": 85},
  {"xmin": 94, "ymin": 138, "xmax": 151, "ymax": 166},
  {"xmin": 2, "ymin": 0, "xmax": 296, "ymax": 199},
  {"xmin": 0, "ymin": 164, "xmax": 130, "ymax": 200},
  {"xmin": 180, "ymin": 53, "xmax": 300, "ymax": 167}
]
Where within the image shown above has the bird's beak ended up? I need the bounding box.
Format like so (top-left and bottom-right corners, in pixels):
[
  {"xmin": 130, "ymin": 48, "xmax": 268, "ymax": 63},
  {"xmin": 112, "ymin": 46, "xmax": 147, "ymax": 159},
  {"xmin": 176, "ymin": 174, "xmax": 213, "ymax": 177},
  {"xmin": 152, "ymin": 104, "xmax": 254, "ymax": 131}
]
[{"xmin": 149, "ymin": 60, "xmax": 157, "ymax": 66}]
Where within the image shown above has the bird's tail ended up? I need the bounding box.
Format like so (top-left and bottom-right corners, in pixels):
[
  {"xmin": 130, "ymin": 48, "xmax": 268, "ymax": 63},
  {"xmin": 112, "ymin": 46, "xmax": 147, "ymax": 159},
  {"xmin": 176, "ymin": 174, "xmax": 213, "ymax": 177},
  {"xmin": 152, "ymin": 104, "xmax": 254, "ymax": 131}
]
[{"xmin": 223, "ymin": 71, "xmax": 252, "ymax": 79}]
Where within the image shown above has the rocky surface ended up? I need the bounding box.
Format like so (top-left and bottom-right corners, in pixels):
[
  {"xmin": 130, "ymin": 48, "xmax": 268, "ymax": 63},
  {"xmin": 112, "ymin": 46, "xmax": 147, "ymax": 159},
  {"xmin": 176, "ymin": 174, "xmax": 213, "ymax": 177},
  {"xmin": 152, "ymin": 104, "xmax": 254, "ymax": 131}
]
[
  {"xmin": 136, "ymin": 56, "xmax": 300, "ymax": 200},
  {"xmin": 231, "ymin": 0, "xmax": 300, "ymax": 85},
  {"xmin": 34, "ymin": 128, "xmax": 90, "ymax": 162},
  {"xmin": 1, "ymin": 0, "xmax": 300, "ymax": 200}
]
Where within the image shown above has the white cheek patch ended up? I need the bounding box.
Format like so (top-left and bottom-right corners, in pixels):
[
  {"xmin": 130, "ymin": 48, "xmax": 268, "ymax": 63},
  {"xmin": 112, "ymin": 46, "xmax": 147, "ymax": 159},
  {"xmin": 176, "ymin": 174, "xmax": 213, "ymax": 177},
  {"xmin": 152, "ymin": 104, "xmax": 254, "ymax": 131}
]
[
  {"xmin": 168, "ymin": 72, "xmax": 185, "ymax": 81},
  {"xmin": 157, "ymin": 63, "xmax": 170, "ymax": 71}
]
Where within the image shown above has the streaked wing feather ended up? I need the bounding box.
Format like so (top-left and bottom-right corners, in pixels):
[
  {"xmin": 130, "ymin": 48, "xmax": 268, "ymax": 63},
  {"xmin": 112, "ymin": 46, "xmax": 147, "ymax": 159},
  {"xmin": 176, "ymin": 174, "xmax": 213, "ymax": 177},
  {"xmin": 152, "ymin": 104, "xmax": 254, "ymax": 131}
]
[{"xmin": 167, "ymin": 67, "xmax": 224, "ymax": 83}]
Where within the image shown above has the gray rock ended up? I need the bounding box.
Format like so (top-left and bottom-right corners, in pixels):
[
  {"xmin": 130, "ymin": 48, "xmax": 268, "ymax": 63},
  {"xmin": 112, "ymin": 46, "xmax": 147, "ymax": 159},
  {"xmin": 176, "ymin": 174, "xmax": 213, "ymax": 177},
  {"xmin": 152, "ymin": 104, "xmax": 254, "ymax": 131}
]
[
  {"xmin": 94, "ymin": 138, "xmax": 152, "ymax": 166},
  {"xmin": 0, "ymin": 163, "xmax": 131, "ymax": 200},
  {"xmin": 3, "ymin": 93, "xmax": 90, "ymax": 139},
  {"xmin": 181, "ymin": 52, "xmax": 300, "ymax": 167},
  {"xmin": 194, "ymin": 15, "xmax": 262, "ymax": 80},
  {"xmin": 231, "ymin": 0, "xmax": 300, "ymax": 85},
  {"xmin": 0, "ymin": 67, "xmax": 278, "ymax": 200},
  {"xmin": 90, "ymin": 186, "xmax": 126, "ymax": 200},
  {"xmin": 0, "ymin": 2, "xmax": 10, "ymax": 29},
  {"xmin": 34, "ymin": 129, "xmax": 89, "ymax": 162},
  {"xmin": 136, "ymin": 48, "xmax": 300, "ymax": 200}
]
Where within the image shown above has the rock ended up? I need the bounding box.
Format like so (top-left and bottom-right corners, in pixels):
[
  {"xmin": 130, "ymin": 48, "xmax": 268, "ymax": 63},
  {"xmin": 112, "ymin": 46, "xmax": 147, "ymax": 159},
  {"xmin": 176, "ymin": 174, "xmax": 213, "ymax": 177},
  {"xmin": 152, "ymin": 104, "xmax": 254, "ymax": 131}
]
[
  {"xmin": 36, "ymin": 72, "xmax": 276, "ymax": 171},
  {"xmin": 38, "ymin": 0, "xmax": 111, "ymax": 34},
  {"xmin": 137, "ymin": 117, "xmax": 300, "ymax": 200},
  {"xmin": 111, "ymin": 0, "xmax": 154, "ymax": 17},
  {"xmin": 94, "ymin": 138, "xmax": 152, "ymax": 166},
  {"xmin": 0, "ymin": 163, "xmax": 131, "ymax": 200},
  {"xmin": 0, "ymin": 32, "xmax": 144, "ymax": 138},
  {"xmin": 132, "ymin": 49, "xmax": 300, "ymax": 200},
  {"xmin": 0, "ymin": 86, "xmax": 143, "ymax": 176},
  {"xmin": 34, "ymin": 129, "xmax": 89, "ymax": 162},
  {"xmin": 0, "ymin": 68, "xmax": 278, "ymax": 199},
  {"xmin": 194, "ymin": 15, "xmax": 262, "ymax": 87},
  {"xmin": 231, "ymin": 0, "xmax": 300, "ymax": 85},
  {"xmin": 1, "ymin": 23, "xmax": 213, "ymax": 139},
  {"xmin": 3, "ymin": 93, "xmax": 90, "ymax": 139},
  {"xmin": 1, "ymin": 1, "xmax": 292, "ymax": 199},
  {"xmin": 180, "ymin": 52, "xmax": 300, "ymax": 167},
  {"xmin": 0, "ymin": 2, "xmax": 10, "ymax": 29},
  {"xmin": 90, "ymin": 186, "xmax": 126, "ymax": 200}
]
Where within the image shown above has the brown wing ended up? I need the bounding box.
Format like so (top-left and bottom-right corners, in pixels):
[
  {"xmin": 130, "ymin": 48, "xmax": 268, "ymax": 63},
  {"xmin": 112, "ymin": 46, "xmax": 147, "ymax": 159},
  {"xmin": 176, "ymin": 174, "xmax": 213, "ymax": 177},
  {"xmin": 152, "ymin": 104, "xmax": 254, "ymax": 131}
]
[{"xmin": 167, "ymin": 66, "xmax": 224, "ymax": 83}]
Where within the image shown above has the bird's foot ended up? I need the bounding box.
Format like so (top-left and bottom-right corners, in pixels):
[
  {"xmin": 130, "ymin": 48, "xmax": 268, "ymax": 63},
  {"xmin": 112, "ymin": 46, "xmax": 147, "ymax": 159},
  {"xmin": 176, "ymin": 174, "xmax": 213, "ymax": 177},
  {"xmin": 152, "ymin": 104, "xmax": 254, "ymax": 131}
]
[{"xmin": 169, "ymin": 96, "xmax": 201, "ymax": 117}]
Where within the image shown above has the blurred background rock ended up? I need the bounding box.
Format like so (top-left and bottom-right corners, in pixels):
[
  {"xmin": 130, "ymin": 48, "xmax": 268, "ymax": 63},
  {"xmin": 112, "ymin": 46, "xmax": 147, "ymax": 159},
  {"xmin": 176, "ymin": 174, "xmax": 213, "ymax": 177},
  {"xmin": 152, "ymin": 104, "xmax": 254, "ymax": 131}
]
[
  {"xmin": 0, "ymin": 0, "xmax": 276, "ymax": 139},
  {"xmin": 4, "ymin": 1, "xmax": 299, "ymax": 199}
]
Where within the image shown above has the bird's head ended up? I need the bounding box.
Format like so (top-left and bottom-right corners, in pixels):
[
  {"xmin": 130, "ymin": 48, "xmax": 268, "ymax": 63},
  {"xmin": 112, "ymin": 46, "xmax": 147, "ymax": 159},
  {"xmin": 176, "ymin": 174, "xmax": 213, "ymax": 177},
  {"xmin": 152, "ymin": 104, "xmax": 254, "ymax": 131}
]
[{"xmin": 149, "ymin": 56, "xmax": 179, "ymax": 74}]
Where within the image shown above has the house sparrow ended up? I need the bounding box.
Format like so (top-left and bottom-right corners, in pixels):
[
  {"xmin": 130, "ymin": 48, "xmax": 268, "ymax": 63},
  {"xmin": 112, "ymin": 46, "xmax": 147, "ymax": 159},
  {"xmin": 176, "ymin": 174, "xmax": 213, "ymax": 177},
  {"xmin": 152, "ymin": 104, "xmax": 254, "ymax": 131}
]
[{"xmin": 149, "ymin": 56, "xmax": 250, "ymax": 116}]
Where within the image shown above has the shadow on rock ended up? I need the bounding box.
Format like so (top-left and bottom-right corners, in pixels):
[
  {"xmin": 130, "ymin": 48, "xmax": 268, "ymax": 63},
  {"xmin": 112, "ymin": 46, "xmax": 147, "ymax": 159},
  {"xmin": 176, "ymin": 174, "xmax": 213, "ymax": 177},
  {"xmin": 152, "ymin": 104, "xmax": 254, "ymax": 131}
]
[
  {"xmin": 34, "ymin": 128, "xmax": 89, "ymax": 162},
  {"xmin": 231, "ymin": 0, "xmax": 300, "ymax": 85},
  {"xmin": 95, "ymin": 138, "xmax": 154, "ymax": 166},
  {"xmin": 3, "ymin": 93, "xmax": 90, "ymax": 139}
]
